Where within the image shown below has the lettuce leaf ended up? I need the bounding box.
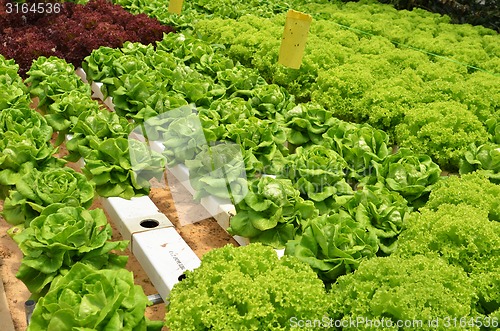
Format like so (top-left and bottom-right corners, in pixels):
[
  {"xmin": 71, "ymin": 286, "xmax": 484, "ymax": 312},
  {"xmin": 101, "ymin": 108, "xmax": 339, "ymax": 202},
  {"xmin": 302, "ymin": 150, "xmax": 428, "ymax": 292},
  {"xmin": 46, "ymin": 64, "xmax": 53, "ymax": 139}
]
[
  {"xmin": 9, "ymin": 204, "xmax": 128, "ymax": 297},
  {"xmin": 228, "ymin": 176, "xmax": 317, "ymax": 248},
  {"xmin": 368, "ymin": 148, "xmax": 441, "ymax": 206},
  {"xmin": 2, "ymin": 167, "xmax": 94, "ymax": 226},
  {"xmin": 82, "ymin": 138, "xmax": 165, "ymax": 199},
  {"xmin": 28, "ymin": 262, "xmax": 162, "ymax": 331},
  {"xmin": 285, "ymin": 212, "xmax": 379, "ymax": 282}
]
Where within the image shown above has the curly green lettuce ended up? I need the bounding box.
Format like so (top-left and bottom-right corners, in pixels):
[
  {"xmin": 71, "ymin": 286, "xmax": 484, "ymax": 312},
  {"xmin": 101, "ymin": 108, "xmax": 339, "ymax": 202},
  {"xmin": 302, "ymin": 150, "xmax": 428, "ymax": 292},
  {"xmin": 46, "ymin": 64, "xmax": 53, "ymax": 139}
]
[
  {"xmin": 394, "ymin": 101, "xmax": 488, "ymax": 170},
  {"xmin": 425, "ymin": 172, "xmax": 500, "ymax": 222},
  {"xmin": 28, "ymin": 262, "xmax": 163, "ymax": 331},
  {"xmin": 165, "ymin": 244, "xmax": 329, "ymax": 331},
  {"xmin": 2, "ymin": 167, "xmax": 94, "ymax": 226},
  {"xmin": 330, "ymin": 255, "xmax": 478, "ymax": 331},
  {"xmin": 397, "ymin": 204, "xmax": 500, "ymax": 274},
  {"xmin": 9, "ymin": 204, "xmax": 128, "ymax": 297}
]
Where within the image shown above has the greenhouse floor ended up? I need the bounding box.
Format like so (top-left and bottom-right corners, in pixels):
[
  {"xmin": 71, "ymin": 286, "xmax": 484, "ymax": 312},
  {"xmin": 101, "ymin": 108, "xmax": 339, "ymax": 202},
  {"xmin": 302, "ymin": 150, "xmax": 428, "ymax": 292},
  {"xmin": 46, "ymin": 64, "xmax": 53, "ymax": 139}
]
[{"xmin": 0, "ymin": 272, "xmax": 15, "ymax": 331}]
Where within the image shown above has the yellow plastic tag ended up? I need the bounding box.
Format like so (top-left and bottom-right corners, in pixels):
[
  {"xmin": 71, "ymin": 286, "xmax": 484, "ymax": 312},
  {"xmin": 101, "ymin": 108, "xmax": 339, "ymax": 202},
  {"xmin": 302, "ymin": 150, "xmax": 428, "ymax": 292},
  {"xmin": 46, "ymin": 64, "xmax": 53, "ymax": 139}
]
[
  {"xmin": 278, "ymin": 10, "xmax": 313, "ymax": 69},
  {"xmin": 168, "ymin": 0, "xmax": 184, "ymax": 14}
]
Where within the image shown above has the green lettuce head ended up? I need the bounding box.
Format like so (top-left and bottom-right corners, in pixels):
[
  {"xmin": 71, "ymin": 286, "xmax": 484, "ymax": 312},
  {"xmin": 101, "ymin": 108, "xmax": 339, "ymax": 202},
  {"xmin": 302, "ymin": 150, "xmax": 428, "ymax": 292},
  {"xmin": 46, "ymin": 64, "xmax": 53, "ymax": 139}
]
[
  {"xmin": 166, "ymin": 244, "xmax": 329, "ymax": 331},
  {"xmin": 0, "ymin": 103, "xmax": 51, "ymax": 136},
  {"xmin": 228, "ymin": 176, "xmax": 317, "ymax": 248},
  {"xmin": 370, "ymin": 148, "xmax": 441, "ymax": 206},
  {"xmin": 82, "ymin": 138, "xmax": 166, "ymax": 199},
  {"xmin": 9, "ymin": 204, "xmax": 128, "ymax": 297},
  {"xmin": 336, "ymin": 185, "xmax": 412, "ymax": 254},
  {"xmin": 460, "ymin": 143, "xmax": 500, "ymax": 183},
  {"xmin": 28, "ymin": 262, "xmax": 163, "ymax": 331},
  {"xmin": 2, "ymin": 167, "xmax": 95, "ymax": 226},
  {"xmin": 283, "ymin": 145, "xmax": 352, "ymax": 213},
  {"xmin": 285, "ymin": 212, "xmax": 379, "ymax": 282},
  {"xmin": 0, "ymin": 126, "xmax": 63, "ymax": 199}
]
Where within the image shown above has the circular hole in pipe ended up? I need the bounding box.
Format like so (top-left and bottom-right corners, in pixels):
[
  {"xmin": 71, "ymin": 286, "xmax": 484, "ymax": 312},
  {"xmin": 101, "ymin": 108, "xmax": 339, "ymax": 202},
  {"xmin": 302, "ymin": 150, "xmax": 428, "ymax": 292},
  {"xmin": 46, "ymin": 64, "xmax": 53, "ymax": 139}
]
[{"xmin": 140, "ymin": 219, "xmax": 160, "ymax": 229}]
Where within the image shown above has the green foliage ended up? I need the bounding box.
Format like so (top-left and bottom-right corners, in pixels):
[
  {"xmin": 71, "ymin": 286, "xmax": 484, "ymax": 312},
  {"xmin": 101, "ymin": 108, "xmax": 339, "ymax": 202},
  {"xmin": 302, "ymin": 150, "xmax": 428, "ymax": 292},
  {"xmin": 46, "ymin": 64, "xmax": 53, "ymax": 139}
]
[
  {"xmin": 459, "ymin": 143, "xmax": 500, "ymax": 183},
  {"xmin": 28, "ymin": 262, "xmax": 163, "ymax": 331},
  {"xmin": 368, "ymin": 148, "xmax": 441, "ymax": 205},
  {"xmin": 282, "ymin": 145, "xmax": 352, "ymax": 213},
  {"xmin": 397, "ymin": 204, "xmax": 500, "ymax": 274},
  {"xmin": 25, "ymin": 56, "xmax": 90, "ymax": 111},
  {"xmin": 165, "ymin": 244, "xmax": 329, "ymax": 331},
  {"xmin": 0, "ymin": 54, "xmax": 24, "ymax": 87},
  {"xmin": 335, "ymin": 185, "xmax": 412, "ymax": 254},
  {"xmin": 184, "ymin": 143, "xmax": 248, "ymax": 203},
  {"xmin": 321, "ymin": 121, "xmax": 390, "ymax": 182},
  {"xmin": 0, "ymin": 102, "xmax": 51, "ymax": 138},
  {"xmin": 394, "ymin": 101, "xmax": 489, "ymax": 170},
  {"xmin": 0, "ymin": 111, "xmax": 62, "ymax": 199},
  {"xmin": 285, "ymin": 212, "xmax": 379, "ymax": 282},
  {"xmin": 2, "ymin": 167, "xmax": 95, "ymax": 226},
  {"xmin": 225, "ymin": 116, "xmax": 288, "ymax": 175},
  {"xmin": 426, "ymin": 172, "xmax": 500, "ymax": 222},
  {"xmin": 66, "ymin": 108, "xmax": 133, "ymax": 162},
  {"xmin": 397, "ymin": 204, "xmax": 500, "ymax": 316},
  {"xmin": 82, "ymin": 46, "xmax": 124, "ymax": 87},
  {"xmin": 228, "ymin": 176, "xmax": 317, "ymax": 248},
  {"xmin": 283, "ymin": 103, "xmax": 338, "ymax": 146},
  {"xmin": 329, "ymin": 255, "xmax": 478, "ymax": 330},
  {"xmin": 9, "ymin": 204, "xmax": 127, "ymax": 297},
  {"xmin": 157, "ymin": 107, "xmax": 210, "ymax": 167},
  {"xmin": 45, "ymin": 90, "xmax": 102, "ymax": 141},
  {"xmin": 82, "ymin": 138, "xmax": 166, "ymax": 199}
]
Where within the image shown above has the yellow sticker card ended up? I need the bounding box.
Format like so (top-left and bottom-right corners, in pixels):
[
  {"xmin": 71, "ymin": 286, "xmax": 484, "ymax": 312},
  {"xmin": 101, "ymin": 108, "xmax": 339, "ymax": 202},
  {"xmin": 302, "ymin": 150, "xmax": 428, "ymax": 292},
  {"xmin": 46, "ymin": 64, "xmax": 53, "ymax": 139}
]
[
  {"xmin": 278, "ymin": 10, "xmax": 313, "ymax": 69},
  {"xmin": 168, "ymin": 0, "xmax": 184, "ymax": 14}
]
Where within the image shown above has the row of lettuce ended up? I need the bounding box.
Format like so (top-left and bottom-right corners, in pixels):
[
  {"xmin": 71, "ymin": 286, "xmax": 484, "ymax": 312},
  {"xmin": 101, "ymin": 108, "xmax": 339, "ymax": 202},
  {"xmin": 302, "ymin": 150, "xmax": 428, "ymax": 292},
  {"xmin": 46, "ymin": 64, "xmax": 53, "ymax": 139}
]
[
  {"xmin": 0, "ymin": 54, "xmax": 164, "ymax": 330},
  {"xmin": 116, "ymin": 0, "xmax": 500, "ymax": 173},
  {"xmin": 6, "ymin": 35, "xmax": 500, "ymax": 330},
  {"xmin": 0, "ymin": 2, "xmax": 498, "ymax": 329}
]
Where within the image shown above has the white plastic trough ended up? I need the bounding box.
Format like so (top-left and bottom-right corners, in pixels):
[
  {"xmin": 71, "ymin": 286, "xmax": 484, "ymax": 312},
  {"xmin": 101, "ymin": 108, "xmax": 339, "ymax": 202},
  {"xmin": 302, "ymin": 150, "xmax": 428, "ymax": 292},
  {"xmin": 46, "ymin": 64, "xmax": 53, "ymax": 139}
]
[{"xmin": 101, "ymin": 196, "xmax": 200, "ymax": 302}]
